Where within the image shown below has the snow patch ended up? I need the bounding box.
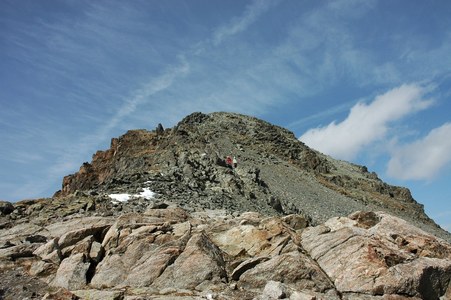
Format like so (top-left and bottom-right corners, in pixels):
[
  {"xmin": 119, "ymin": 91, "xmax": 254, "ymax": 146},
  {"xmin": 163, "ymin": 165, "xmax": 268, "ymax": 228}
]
[
  {"xmin": 109, "ymin": 187, "xmax": 156, "ymax": 203},
  {"xmin": 138, "ymin": 187, "xmax": 156, "ymax": 200},
  {"xmin": 109, "ymin": 193, "xmax": 131, "ymax": 202}
]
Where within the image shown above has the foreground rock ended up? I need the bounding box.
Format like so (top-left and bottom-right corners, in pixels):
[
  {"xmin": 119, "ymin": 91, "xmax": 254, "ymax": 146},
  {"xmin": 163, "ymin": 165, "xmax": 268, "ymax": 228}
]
[
  {"xmin": 0, "ymin": 207, "xmax": 450, "ymax": 299},
  {"xmin": 302, "ymin": 211, "xmax": 451, "ymax": 299}
]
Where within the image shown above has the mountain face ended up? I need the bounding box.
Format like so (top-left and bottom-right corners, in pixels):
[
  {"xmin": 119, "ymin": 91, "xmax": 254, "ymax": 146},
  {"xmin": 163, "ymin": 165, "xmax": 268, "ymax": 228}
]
[
  {"xmin": 0, "ymin": 112, "xmax": 450, "ymax": 300},
  {"xmin": 58, "ymin": 112, "xmax": 444, "ymax": 239}
]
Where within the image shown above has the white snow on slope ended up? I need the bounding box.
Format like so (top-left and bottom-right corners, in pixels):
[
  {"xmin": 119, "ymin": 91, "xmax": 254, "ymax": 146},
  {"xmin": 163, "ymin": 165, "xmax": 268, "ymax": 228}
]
[{"xmin": 109, "ymin": 187, "xmax": 156, "ymax": 203}]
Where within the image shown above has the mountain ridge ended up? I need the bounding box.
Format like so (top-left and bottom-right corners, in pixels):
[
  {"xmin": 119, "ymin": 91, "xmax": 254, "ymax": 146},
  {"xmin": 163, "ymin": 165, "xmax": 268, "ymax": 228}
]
[{"xmin": 57, "ymin": 111, "xmax": 447, "ymax": 240}]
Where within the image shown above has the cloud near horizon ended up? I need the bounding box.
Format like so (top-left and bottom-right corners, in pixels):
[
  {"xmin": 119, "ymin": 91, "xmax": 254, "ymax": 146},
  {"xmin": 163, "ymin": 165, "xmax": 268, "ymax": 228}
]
[
  {"xmin": 299, "ymin": 84, "xmax": 433, "ymax": 161},
  {"xmin": 387, "ymin": 123, "xmax": 451, "ymax": 180}
]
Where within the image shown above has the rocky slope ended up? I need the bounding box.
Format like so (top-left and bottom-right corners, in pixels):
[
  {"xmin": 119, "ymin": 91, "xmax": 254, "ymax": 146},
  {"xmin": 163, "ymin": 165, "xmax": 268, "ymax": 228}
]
[
  {"xmin": 0, "ymin": 111, "xmax": 450, "ymax": 299},
  {"xmin": 58, "ymin": 112, "xmax": 447, "ymax": 240}
]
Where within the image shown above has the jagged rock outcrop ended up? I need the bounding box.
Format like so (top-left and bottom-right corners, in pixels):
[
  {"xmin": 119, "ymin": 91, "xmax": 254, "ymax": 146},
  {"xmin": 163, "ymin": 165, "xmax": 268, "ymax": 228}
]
[{"xmin": 1, "ymin": 206, "xmax": 450, "ymax": 299}]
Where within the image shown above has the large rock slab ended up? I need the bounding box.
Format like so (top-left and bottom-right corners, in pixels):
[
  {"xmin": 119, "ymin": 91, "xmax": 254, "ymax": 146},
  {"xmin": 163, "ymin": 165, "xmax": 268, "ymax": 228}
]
[
  {"xmin": 50, "ymin": 253, "xmax": 91, "ymax": 290},
  {"xmin": 239, "ymin": 251, "xmax": 335, "ymax": 293},
  {"xmin": 301, "ymin": 211, "xmax": 451, "ymax": 299},
  {"xmin": 152, "ymin": 232, "xmax": 227, "ymax": 290}
]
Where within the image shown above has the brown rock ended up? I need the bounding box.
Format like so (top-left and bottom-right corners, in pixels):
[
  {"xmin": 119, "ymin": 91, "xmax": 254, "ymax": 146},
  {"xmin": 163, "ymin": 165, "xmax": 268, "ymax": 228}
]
[
  {"xmin": 210, "ymin": 223, "xmax": 270, "ymax": 257},
  {"xmin": 239, "ymin": 251, "xmax": 334, "ymax": 293},
  {"xmin": 72, "ymin": 289, "xmax": 124, "ymax": 300},
  {"xmin": 90, "ymin": 253, "xmax": 128, "ymax": 288},
  {"xmin": 58, "ymin": 225, "xmax": 109, "ymax": 249},
  {"xmin": 282, "ymin": 214, "xmax": 309, "ymax": 230},
  {"xmin": 123, "ymin": 245, "xmax": 182, "ymax": 287},
  {"xmin": 301, "ymin": 212, "xmax": 451, "ymax": 299},
  {"xmin": 231, "ymin": 256, "xmax": 270, "ymax": 281},
  {"xmin": 152, "ymin": 232, "xmax": 227, "ymax": 290}
]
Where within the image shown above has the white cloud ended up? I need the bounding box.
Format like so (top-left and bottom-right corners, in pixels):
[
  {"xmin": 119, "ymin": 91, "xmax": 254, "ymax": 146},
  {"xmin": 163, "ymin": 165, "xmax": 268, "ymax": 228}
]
[
  {"xmin": 299, "ymin": 84, "xmax": 433, "ymax": 160},
  {"xmin": 387, "ymin": 123, "xmax": 451, "ymax": 180},
  {"xmin": 212, "ymin": 0, "xmax": 277, "ymax": 46}
]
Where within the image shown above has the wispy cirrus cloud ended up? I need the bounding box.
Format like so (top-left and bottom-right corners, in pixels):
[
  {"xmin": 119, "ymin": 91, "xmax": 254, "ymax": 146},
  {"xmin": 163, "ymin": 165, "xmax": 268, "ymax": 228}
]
[
  {"xmin": 212, "ymin": 0, "xmax": 277, "ymax": 46},
  {"xmin": 25, "ymin": 0, "xmax": 282, "ymax": 197},
  {"xmin": 299, "ymin": 84, "xmax": 434, "ymax": 160}
]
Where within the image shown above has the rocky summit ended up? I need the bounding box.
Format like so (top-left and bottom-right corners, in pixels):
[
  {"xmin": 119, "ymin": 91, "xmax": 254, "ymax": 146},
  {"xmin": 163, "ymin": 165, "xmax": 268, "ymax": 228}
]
[{"xmin": 1, "ymin": 112, "xmax": 450, "ymax": 300}]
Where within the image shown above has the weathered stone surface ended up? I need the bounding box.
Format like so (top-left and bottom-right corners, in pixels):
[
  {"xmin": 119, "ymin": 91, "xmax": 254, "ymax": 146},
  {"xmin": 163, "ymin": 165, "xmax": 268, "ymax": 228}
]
[
  {"xmin": 33, "ymin": 237, "xmax": 62, "ymax": 264},
  {"xmin": 123, "ymin": 244, "xmax": 183, "ymax": 287},
  {"xmin": 50, "ymin": 253, "xmax": 90, "ymax": 290},
  {"xmin": 301, "ymin": 211, "xmax": 451, "ymax": 299},
  {"xmin": 89, "ymin": 241, "xmax": 104, "ymax": 262},
  {"xmin": 72, "ymin": 289, "xmax": 124, "ymax": 300},
  {"xmin": 239, "ymin": 251, "xmax": 334, "ymax": 293},
  {"xmin": 210, "ymin": 223, "xmax": 271, "ymax": 257},
  {"xmin": 152, "ymin": 232, "xmax": 227, "ymax": 290},
  {"xmin": 91, "ymin": 253, "xmax": 129, "ymax": 288},
  {"xmin": 231, "ymin": 256, "xmax": 270, "ymax": 281},
  {"xmin": 58, "ymin": 225, "xmax": 109, "ymax": 249},
  {"xmin": 261, "ymin": 280, "xmax": 286, "ymax": 299},
  {"xmin": 0, "ymin": 201, "xmax": 14, "ymax": 215},
  {"xmin": 0, "ymin": 222, "xmax": 43, "ymax": 245},
  {"xmin": 282, "ymin": 214, "xmax": 309, "ymax": 230}
]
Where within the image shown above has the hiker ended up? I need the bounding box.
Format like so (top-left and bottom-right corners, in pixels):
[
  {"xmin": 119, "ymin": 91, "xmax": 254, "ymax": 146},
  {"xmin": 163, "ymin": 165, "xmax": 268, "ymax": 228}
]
[
  {"xmin": 226, "ymin": 156, "xmax": 233, "ymax": 168},
  {"xmin": 233, "ymin": 156, "xmax": 237, "ymax": 168}
]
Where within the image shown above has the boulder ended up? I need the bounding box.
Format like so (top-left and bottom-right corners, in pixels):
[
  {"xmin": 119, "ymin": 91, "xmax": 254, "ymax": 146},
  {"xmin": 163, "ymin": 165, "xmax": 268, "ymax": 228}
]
[
  {"xmin": 33, "ymin": 237, "xmax": 62, "ymax": 264},
  {"xmin": 90, "ymin": 253, "xmax": 127, "ymax": 288},
  {"xmin": 58, "ymin": 225, "xmax": 109, "ymax": 249},
  {"xmin": 72, "ymin": 289, "xmax": 124, "ymax": 300},
  {"xmin": 123, "ymin": 245, "xmax": 182, "ymax": 287},
  {"xmin": 301, "ymin": 212, "xmax": 451, "ymax": 299},
  {"xmin": 239, "ymin": 251, "xmax": 334, "ymax": 293},
  {"xmin": 261, "ymin": 280, "xmax": 286, "ymax": 299},
  {"xmin": 152, "ymin": 232, "xmax": 227, "ymax": 290},
  {"xmin": 210, "ymin": 223, "xmax": 271, "ymax": 257},
  {"xmin": 0, "ymin": 201, "xmax": 14, "ymax": 215},
  {"xmin": 50, "ymin": 253, "xmax": 90, "ymax": 290}
]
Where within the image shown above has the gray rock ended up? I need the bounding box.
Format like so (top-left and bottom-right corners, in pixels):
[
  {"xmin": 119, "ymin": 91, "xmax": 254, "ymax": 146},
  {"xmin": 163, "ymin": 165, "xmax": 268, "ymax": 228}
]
[
  {"xmin": 261, "ymin": 281, "xmax": 286, "ymax": 299},
  {"xmin": 0, "ymin": 201, "xmax": 14, "ymax": 215},
  {"xmin": 152, "ymin": 232, "xmax": 227, "ymax": 290},
  {"xmin": 72, "ymin": 289, "xmax": 124, "ymax": 300},
  {"xmin": 50, "ymin": 253, "xmax": 90, "ymax": 290},
  {"xmin": 301, "ymin": 212, "xmax": 451, "ymax": 299}
]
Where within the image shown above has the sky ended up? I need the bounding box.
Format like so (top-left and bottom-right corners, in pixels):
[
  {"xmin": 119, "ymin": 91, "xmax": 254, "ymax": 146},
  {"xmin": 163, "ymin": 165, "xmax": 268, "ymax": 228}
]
[{"xmin": 1, "ymin": 0, "xmax": 450, "ymax": 231}]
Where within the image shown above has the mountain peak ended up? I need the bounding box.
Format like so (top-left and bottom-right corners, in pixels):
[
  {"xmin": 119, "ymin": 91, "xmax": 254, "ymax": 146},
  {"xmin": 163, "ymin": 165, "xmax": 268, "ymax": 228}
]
[{"xmin": 56, "ymin": 112, "xmax": 447, "ymax": 240}]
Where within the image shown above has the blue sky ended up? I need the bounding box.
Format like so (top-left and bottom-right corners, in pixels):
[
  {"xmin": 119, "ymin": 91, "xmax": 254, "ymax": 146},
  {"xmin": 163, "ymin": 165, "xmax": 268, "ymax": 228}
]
[{"xmin": 1, "ymin": 0, "xmax": 450, "ymax": 231}]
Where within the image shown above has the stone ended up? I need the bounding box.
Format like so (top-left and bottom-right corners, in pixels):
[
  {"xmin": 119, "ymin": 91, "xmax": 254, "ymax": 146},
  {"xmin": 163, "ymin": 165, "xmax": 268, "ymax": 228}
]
[
  {"xmin": 210, "ymin": 223, "xmax": 270, "ymax": 257},
  {"xmin": 123, "ymin": 245, "xmax": 183, "ymax": 287},
  {"xmin": 152, "ymin": 232, "xmax": 227, "ymax": 290},
  {"xmin": 50, "ymin": 253, "xmax": 90, "ymax": 290},
  {"xmin": 231, "ymin": 256, "xmax": 270, "ymax": 281},
  {"xmin": 90, "ymin": 253, "xmax": 127, "ymax": 288},
  {"xmin": 34, "ymin": 238, "xmax": 62, "ymax": 264},
  {"xmin": 239, "ymin": 251, "xmax": 334, "ymax": 293},
  {"xmin": 58, "ymin": 225, "xmax": 109, "ymax": 249},
  {"xmin": 282, "ymin": 214, "xmax": 309, "ymax": 230},
  {"xmin": 301, "ymin": 212, "xmax": 451, "ymax": 299},
  {"xmin": 89, "ymin": 241, "xmax": 104, "ymax": 262},
  {"xmin": 144, "ymin": 207, "xmax": 189, "ymax": 223},
  {"xmin": 261, "ymin": 281, "xmax": 286, "ymax": 299},
  {"xmin": 0, "ymin": 201, "xmax": 14, "ymax": 215},
  {"xmin": 72, "ymin": 289, "xmax": 124, "ymax": 300}
]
